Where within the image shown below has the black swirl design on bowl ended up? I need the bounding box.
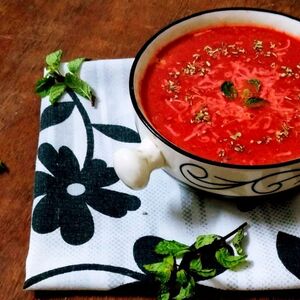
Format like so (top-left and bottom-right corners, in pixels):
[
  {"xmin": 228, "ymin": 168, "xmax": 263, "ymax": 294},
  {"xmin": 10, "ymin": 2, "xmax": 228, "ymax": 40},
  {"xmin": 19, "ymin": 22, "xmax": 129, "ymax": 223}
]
[{"xmin": 180, "ymin": 163, "xmax": 300, "ymax": 195}]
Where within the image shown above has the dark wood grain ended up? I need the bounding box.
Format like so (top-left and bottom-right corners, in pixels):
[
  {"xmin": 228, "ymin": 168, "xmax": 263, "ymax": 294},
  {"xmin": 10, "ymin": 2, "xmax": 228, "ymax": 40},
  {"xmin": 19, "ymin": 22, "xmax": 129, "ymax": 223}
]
[{"xmin": 0, "ymin": 0, "xmax": 300, "ymax": 299}]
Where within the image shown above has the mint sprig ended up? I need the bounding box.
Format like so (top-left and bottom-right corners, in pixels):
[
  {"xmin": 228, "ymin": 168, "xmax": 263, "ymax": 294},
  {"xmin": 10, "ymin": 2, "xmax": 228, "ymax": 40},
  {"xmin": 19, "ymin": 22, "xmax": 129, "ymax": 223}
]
[
  {"xmin": 155, "ymin": 240, "xmax": 190, "ymax": 257},
  {"xmin": 144, "ymin": 222, "xmax": 248, "ymax": 300},
  {"xmin": 68, "ymin": 57, "xmax": 85, "ymax": 75},
  {"xmin": 35, "ymin": 50, "xmax": 95, "ymax": 106}
]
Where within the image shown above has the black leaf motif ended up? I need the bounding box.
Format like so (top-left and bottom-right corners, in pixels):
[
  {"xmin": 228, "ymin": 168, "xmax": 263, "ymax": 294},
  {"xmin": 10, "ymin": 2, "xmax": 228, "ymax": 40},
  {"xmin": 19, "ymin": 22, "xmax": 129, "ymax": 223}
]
[
  {"xmin": 92, "ymin": 124, "xmax": 141, "ymax": 143},
  {"xmin": 276, "ymin": 231, "xmax": 300, "ymax": 279},
  {"xmin": 133, "ymin": 236, "xmax": 164, "ymax": 274},
  {"xmin": 41, "ymin": 102, "xmax": 75, "ymax": 131}
]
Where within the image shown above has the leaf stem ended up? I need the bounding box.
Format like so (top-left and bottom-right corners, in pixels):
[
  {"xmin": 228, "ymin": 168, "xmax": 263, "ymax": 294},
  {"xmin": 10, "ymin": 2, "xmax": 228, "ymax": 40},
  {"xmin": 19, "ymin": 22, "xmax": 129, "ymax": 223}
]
[
  {"xmin": 178, "ymin": 222, "xmax": 248, "ymax": 271},
  {"xmin": 67, "ymin": 88, "xmax": 94, "ymax": 167},
  {"xmin": 221, "ymin": 222, "xmax": 248, "ymax": 241}
]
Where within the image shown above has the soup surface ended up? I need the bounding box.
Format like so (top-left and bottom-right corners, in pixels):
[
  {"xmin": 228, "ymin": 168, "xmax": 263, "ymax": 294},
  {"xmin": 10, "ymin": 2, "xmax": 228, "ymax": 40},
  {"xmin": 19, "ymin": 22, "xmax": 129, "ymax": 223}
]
[{"xmin": 140, "ymin": 25, "xmax": 300, "ymax": 165}]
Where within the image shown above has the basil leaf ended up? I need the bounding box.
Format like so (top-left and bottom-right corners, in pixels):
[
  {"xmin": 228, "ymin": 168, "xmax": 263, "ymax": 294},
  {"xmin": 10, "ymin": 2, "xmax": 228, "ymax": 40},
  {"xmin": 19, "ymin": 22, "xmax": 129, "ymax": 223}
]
[
  {"xmin": 232, "ymin": 229, "xmax": 246, "ymax": 255},
  {"xmin": 144, "ymin": 255, "xmax": 174, "ymax": 284},
  {"xmin": 46, "ymin": 49, "xmax": 63, "ymax": 72},
  {"xmin": 65, "ymin": 72, "xmax": 93, "ymax": 100},
  {"xmin": 155, "ymin": 240, "xmax": 189, "ymax": 257},
  {"xmin": 68, "ymin": 57, "xmax": 85, "ymax": 75},
  {"xmin": 248, "ymin": 78, "xmax": 261, "ymax": 92},
  {"xmin": 215, "ymin": 247, "xmax": 247, "ymax": 269},
  {"xmin": 35, "ymin": 76, "xmax": 56, "ymax": 97},
  {"xmin": 49, "ymin": 82, "xmax": 66, "ymax": 104},
  {"xmin": 245, "ymin": 96, "xmax": 267, "ymax": 108},
  {"xmin": 195, "ymin": 234, "xmax": 218, "ymax": 249},
  {"xmin": 221, "ymin": 81, "xmax": 238, "ymax": 99}
]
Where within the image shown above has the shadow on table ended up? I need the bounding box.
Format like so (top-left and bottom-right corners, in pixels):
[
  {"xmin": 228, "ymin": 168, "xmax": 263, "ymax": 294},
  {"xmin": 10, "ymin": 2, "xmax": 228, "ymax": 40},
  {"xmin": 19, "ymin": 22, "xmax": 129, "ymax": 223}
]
[
  {"xmin": 34, "ymin": 281, "xmax": 300, "ymax": 299},
  {"xmin": 181, "ymin": 183, "xmax": 300, "ymax": 212}
]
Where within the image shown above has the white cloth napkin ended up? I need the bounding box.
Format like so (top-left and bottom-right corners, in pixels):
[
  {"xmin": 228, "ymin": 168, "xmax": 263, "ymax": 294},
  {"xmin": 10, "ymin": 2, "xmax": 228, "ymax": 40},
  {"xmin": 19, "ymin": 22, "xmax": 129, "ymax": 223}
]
[{"xmin": 25, "ymin": 58, "xmax": 300, "ymax": 291}]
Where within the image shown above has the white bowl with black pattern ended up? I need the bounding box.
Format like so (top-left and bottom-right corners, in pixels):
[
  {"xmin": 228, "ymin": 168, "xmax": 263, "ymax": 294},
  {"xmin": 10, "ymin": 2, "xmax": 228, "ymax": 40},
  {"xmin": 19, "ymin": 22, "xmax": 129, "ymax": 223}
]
[{"xmin": 113, "ymin": 8, "xmax": 300, "ymax": 197}]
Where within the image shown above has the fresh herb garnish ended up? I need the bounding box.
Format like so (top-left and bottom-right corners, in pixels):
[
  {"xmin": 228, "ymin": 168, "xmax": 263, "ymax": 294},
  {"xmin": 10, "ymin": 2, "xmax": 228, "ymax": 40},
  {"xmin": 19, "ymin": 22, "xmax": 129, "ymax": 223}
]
[
  {"xmin": 245, "ymin": 96, "xmax": 267, "ymax": 108},
  {"xmin": 35, "ymin": 50, "xmax": 95, "ymax": 106},
  {"xmin": 0, "ymin": 161, "xmax": 8, "ymax": 174},
  {"xmin": 221, "ymin": 81, "xmax": 238, "ymax": 99},
  {"xmin": 144, "ymin": 222, "xmax": 248, "ymax": 300},
  {"xmin": 248, "ymin": 78, "xmax": 261, "ymax": 92},
  {"xmin": 232, "ymin": 229, "xmax": 246, "ymax": 255}
]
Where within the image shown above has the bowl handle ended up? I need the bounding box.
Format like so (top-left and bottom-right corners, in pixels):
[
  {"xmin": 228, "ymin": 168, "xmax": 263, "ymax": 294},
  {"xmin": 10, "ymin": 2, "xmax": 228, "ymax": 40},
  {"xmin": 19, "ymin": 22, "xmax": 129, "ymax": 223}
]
[{"xmin": 113, "ymin": 138, "xmax": 166, "ymax": 189}]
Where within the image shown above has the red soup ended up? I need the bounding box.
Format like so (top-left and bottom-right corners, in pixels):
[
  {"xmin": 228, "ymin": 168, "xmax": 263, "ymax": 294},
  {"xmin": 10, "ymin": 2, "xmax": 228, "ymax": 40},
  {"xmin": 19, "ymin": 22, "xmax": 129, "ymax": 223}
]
[{"xmin": 140, "ymin": 26, "xmax": 300, "ymax": 165}]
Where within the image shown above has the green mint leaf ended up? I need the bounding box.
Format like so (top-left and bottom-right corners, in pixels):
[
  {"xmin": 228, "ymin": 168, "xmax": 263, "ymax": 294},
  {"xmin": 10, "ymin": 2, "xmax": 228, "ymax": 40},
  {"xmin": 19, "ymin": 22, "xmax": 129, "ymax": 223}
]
[
  {"xmin": 245, "ymin": 96, "xmax": 267, "ymax": 108},
  {"xmin": 197, "ymin": 268, "xmax": 216, "ymax": 278},
  {"xmin": 176, "ymin": 269, "xmax": 188, "ymax": 285},
  {"xmin": 65, "ymin": 72, "xmax": 93, "ymax": 100},
  {"xmin": 68, "ymin": 57, "xmax": 85, "ymax": 75},
  {"xmin": 248, "ymin": 78, "xmax": 261, "ymax": 92},
  {"xmin": 155, "ymin": 240, "xmax": 189, "ymax": 257},
  {"xmin": 49, "ymin": 83, "xmax": 66, "ymax": 105},
  {"xmin": 144, "ymin": 255, "xmax": 174, "ymax": 284},
  {"xmin": 174, "ymin": 277, "xmax": 195, "ymax": 300},
  {"xmin": 158, "ymin": 285, "xmax": 171, "ymax": 300},
  {"xmin": 232, "ymin": 229, "xmax": 246, "ymax": 255},
  {"xmin": 189, "ymin": 258, "xmax": 202, "ymax": 273},
  {"xmin": 221, "ymin": 81, "xmax": 238, "ymax": 99},
  {"xmin": 189, "ymin": 258, "xmax": 216, "ymax": 277},
  {"xmin": 215, "ymin": 247, "xmax": 247, "ymax": 269},
  {"xmin": 35, "ymin": 76, "xmax": 56, "ymax": 97},
  {"xmin": 158, "ymin": 291, "xmax": 171, "ymax": 300},
  {"xmin": 0, "ymin": 161, "xmax": 7, "ymax": 173},
  {"xmin": 46, "ymin": 50, "xmax": 63, "ymax": 72},
  {"xmin": 195, "ymin": 234, "xmax": 218, "ymax": 249}
]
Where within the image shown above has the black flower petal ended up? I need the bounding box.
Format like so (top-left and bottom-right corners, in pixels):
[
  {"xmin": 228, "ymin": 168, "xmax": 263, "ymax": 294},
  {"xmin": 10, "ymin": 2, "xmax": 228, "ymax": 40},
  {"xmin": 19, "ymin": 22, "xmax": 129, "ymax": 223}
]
[
  {"xmin": 277, "ymin": 231, "xmax": 300, "ymax": 279},
  {"xmin": 38, "ymin": 143, "xmax": 60, "ymax": 177},
  {"xmin": 32, "ymin": 194, "xmax": 60, "ymax": 233},
  {"xmin": 56, "ymin": 146, "xmax": 81, "ymax": 182},
  {"xmin": 133, "ymin": 236, "xmax": 164, "ymax": 274},
  {"xmin": 86, "ymin": 188, "xmax": 141, "ymax": 218},
  {"xmin": 34, "ymin": 171, "xmax": 56, "ymax": 198},
  {"xmin": 60, "ymin": 195, "xmax": 94, "ymax": 245},
  {"xmin": 38, "ymin": 143, "xmax": 81, "ymax": 181},
  {"xmin": 81, "ymin": 159, "xmax": 119, "ymax": 188}
]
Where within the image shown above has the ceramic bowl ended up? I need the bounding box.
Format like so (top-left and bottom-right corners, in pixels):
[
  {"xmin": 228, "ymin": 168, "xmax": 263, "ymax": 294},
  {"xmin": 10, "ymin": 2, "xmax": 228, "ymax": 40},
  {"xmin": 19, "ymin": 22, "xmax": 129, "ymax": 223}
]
[{"xmin": 113, "ymin": 8, "xmax": 300, "ymax": 197}]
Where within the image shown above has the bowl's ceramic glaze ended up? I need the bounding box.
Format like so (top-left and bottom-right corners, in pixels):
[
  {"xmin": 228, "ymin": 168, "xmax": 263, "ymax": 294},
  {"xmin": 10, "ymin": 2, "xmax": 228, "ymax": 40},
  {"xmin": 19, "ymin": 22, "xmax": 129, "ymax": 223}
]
[{"xmin": 114, "ymin": 8, "xmax": 300, "ymax": 197}]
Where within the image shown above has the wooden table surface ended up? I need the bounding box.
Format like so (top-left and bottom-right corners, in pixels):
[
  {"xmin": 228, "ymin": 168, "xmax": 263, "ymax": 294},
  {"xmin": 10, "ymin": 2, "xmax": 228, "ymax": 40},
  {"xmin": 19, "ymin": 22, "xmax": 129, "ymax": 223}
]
[{"xmin": 1, "ymin": 0, "xmax": 300, "ymax": 299}]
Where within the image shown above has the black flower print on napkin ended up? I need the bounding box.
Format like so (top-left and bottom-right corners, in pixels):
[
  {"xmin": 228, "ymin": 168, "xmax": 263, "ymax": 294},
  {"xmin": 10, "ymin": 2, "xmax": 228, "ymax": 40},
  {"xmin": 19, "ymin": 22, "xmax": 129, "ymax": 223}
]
[
  {"xmin": 32, "ymin": 143, "xmax": 141, "ymax": 245},
  {"xmin": 276, "ymin": 231, "xmax": 300, "ymax": 279}
]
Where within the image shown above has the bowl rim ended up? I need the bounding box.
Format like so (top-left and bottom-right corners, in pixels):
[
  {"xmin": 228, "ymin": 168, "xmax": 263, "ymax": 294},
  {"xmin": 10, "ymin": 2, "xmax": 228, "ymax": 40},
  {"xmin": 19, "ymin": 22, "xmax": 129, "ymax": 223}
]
[{"xmin": 129, "ymin": 7, "xmax": 300, "ymax": 170}]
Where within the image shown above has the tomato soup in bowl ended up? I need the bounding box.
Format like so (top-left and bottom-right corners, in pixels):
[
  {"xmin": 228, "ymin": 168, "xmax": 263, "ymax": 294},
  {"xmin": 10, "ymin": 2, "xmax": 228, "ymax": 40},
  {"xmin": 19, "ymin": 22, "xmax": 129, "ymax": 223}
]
[{"xmin": 113, "ymin": 8, "xmax": 300, "ymax": 197}]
